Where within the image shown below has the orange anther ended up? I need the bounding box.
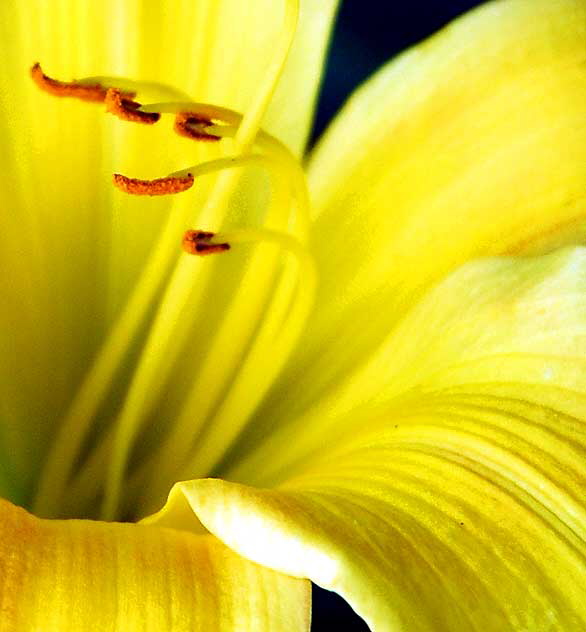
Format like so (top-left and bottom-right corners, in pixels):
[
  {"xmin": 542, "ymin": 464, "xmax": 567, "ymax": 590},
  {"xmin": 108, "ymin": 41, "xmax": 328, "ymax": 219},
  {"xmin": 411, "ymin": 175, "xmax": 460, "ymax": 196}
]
[
  {"xmin": 113, "ymin": 173, "xmax": 194, "ymax": 195},
  {"xmin": 105, "ymin": 89, "xmax": 160, "ymax": 124},
  {"xmin": 174, "ymin": 112, "xmax": 221, "ymax": 142},
  {"xmin": 30, "ymin": 62, "xmax": 129, "ymax": 102},
  {"xmin": 182, "ymin": 230, "xmax": 230, "ymax": 255}
]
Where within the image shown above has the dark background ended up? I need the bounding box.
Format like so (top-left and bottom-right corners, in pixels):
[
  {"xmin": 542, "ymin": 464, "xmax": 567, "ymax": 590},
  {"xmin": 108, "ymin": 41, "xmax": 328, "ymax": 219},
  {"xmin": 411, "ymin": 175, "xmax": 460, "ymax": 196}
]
[
  {"xmin": 312, "ymin": 0, "xmax": 487, "ymax": 143},
  {"xmin": 310, "ymin": 0, "xmax": 486, "ymax": 630}
]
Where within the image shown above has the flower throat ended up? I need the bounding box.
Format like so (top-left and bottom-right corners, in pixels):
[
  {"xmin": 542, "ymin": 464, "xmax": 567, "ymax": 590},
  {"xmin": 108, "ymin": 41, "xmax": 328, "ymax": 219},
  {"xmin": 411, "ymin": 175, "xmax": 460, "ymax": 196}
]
[{"xmin": 29, "ymin": 0, "xmax": 317, "ymax": 523}]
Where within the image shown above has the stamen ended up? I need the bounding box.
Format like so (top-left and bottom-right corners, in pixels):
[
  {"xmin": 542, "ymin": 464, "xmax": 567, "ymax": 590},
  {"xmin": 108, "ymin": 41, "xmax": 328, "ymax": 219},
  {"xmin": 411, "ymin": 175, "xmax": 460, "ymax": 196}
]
[
  {"xmin": 174, "ymin": 112, "xmax": 221, "ymax": 142},
  {"xmin": 32, "ymin": 0, "xmax": 303, "ymax": 522},
  {"xmin": 30, "ymin": 62, "xmax": 132, "ymax": 102},
  {"xmin": 139, "ymin": 227, "xmax": 316, "ymax": 508},
  {"xmin": 182, "ymin": 230, "xmax": 230, "ymax": 255},
  {"xmin": 113, "ymin": 155, "xmax": 265, "ymax": 199},
  {"xmin": 105, "ymin": 89, "xmax": 160, "ymax": 124},
  {"xmin": 139, "ymin": 101, "xmax": 241, "ymax": 126},
  {"xmin": 129, "ymin": 100, "xmax": 311, "ymax": 238},
  {"xmin": 113, "ymin": 173, "xmax": 194, "ymax": 196},
  {"xmin": 78, "ymin": 76, "xmax": 192, "ymax": 102}
]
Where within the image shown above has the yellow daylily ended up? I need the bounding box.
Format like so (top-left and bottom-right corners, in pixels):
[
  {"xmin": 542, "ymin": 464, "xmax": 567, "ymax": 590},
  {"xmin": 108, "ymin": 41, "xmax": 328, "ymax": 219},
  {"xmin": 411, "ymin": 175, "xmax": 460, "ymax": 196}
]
[{"xmin": 1, "ymin": 0, "xmax": 586, "ymax": 630}]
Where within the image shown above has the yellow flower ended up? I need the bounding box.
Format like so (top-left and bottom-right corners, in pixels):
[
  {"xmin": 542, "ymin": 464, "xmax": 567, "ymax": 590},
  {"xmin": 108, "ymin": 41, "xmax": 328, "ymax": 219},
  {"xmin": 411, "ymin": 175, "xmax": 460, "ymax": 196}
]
[{"xmin": 1, "ymin": 0, "xmax": 586, "ymax": 630}]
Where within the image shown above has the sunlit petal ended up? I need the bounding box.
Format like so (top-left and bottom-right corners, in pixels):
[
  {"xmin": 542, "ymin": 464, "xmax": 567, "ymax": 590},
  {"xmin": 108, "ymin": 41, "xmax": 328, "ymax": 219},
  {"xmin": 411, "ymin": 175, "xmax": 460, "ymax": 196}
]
[
  {"xmin": 0, "ymin": 498, "xmax": 310, "ymax": 631},
  {"xmin": 154, "ymin": 247, "xmax": 586, "ymax": 630},
  {"xmin": 252, "ymin": 0, "xmax": 586, "ymax": 440}
]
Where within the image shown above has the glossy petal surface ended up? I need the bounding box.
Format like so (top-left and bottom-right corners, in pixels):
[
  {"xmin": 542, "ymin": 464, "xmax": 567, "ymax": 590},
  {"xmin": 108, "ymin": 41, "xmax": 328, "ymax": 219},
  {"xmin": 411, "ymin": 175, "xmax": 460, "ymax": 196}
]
[
  {"xmin": 0, "ymin": 499, "xmax": 310, "ymax": 632},
  {"xmin": 155, "ymin": 247, "xmax": 586, "ymax": 631},
  {"xmin": 250, "ymin": 0, "xmax": 586, "ymax": 439}
]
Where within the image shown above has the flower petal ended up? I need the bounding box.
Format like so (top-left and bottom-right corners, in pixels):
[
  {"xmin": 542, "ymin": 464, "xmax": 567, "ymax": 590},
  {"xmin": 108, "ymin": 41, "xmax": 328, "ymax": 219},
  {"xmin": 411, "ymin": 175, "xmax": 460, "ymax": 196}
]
[
  {"xmin": 153, "ymin": 246, "xmax": 586, "ymax": 631},
  {"xmin": 0, "ymin": 498, "xmax": 310, "ymax": 631},
  {"xmin": 256, "ymin": 0, "xmax": 586, "ymax": 432}
]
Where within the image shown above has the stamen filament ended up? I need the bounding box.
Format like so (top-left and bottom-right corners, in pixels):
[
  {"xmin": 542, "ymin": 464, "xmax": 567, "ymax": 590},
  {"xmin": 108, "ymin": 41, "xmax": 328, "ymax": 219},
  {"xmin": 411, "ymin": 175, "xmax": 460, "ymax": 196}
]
[
  {"xmin": 34, "ymin": 0, "xmax": 301, "ymax": 521},
  {"xmin": 33, "ymin": 154, "xmax": 278, "ymax": 518},
  {"xmin": 135, "ymin": 228, "xmax": 316, "ymax": 516},
  {"xmin": 197, "ymin": 123, "xmax": 312, "ymax": 238},
  {"xmin": 168, "ymin": 155, "xmax": 273, "ymax": 180},
  {"xmin": 176, "ymin": 228, "xmax": 316, "ymax": 484},
  {"xmin": 33, "ymin": 219, "xmax": 183, "ymax": 517},
  {"xmin": 136, "ymin": 0, "xmax": 299, "ymax": 152},
  {"xmin": 77, "ymin": 76, "xmax": 192, "ymax": 102},
  {"xmin": 100, "ymin": 151, "xmax": 301, "ymax": 521},
  {"xmin": 138, "ymin": 101, "xmax": 311, "ymax": 237},
  {"xmin": 76, "ymin": 152, "xmax": 294, "ymax": 514},
  {"xmin": 134, "ymin": 173, "xmax": 295, "ymax": 510},
  {"xmin": 139, "ymin": 101, "xmax": 241, "ymax": 125}
]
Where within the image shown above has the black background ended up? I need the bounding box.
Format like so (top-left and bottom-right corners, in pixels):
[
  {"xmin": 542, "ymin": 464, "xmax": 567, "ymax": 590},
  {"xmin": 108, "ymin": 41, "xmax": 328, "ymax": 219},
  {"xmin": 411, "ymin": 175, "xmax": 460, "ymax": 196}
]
[{"xmin": 311, "ymin": 1, "xmax": 486, "ymax": 630}]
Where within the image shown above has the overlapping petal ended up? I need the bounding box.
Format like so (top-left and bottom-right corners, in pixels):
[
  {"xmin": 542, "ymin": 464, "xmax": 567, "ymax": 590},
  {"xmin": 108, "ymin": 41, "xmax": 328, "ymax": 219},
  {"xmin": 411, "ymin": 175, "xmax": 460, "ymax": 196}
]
[
  {"xmin": 0, "ymin": 498, "xmax": 310, "ymax": 631},
  {"xmin": 3, "ymin": 0, "xmax": 586, "ymax": 630},
  {"xmin": 250, "ymin": 0, "xmax": 586, "ymax": 439},
  {"xmin": 153, "ymin": 247, "xmax": 586, "ymax": 630}
]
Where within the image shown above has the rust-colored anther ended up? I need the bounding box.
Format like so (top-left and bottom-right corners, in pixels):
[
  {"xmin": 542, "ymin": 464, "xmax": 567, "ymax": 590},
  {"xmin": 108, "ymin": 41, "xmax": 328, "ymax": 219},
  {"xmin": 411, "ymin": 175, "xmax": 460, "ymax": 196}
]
[
  {"xmin": 174, "ymin": 112, "xmax": 221, "ymax": 142},
  {"xmin": 30, "ymin": 62, "xmax": 130, "ymax": 102},
  {"xmin": 113, "ymin": 173, "xmax": 194, "ymax": 195},
  {"xmin": 105, "ymin": 89, "xmax": 160, "ymax": 124},
  {"xmin": 182, "ymin": 230, "xmax": 231, "ymax": 256}
]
